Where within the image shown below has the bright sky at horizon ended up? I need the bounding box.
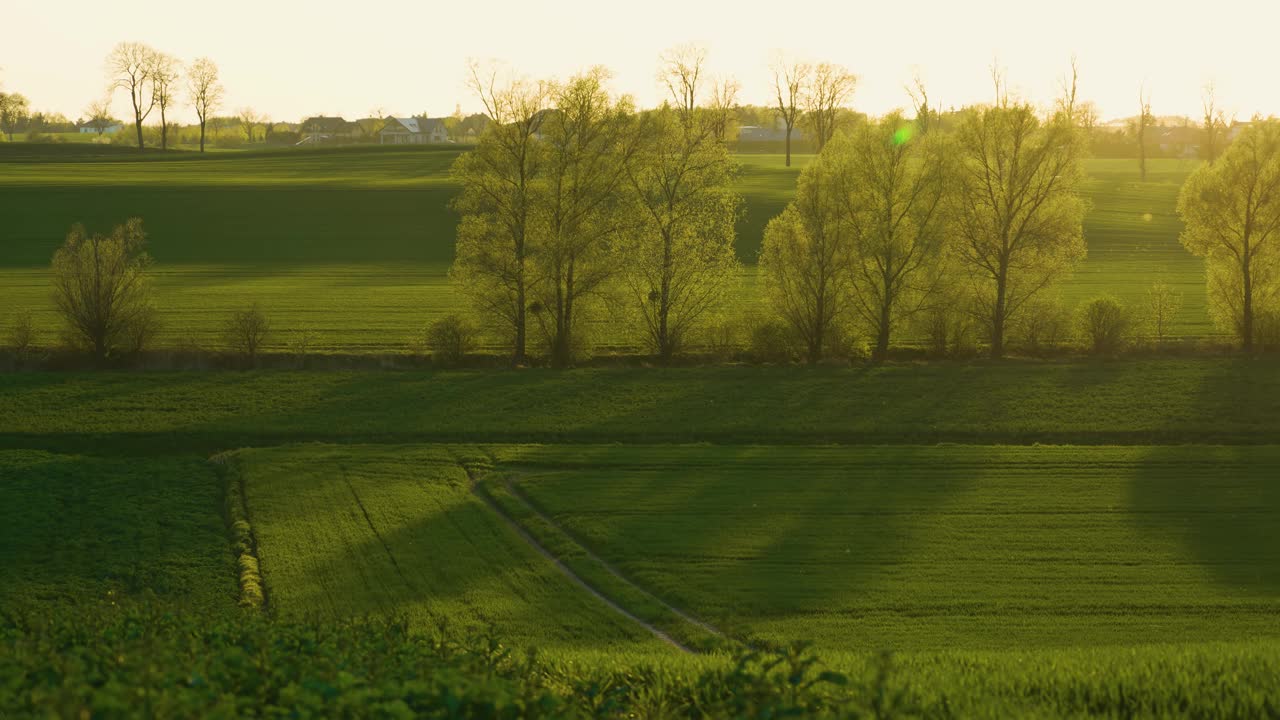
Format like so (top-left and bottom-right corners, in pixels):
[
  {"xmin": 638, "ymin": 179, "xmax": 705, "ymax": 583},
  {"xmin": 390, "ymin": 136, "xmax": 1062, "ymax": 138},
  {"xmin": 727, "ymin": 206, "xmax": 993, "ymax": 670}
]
[{"xmin": 5, "ymin": 0, "xmax": 1280, "ymax": 126}]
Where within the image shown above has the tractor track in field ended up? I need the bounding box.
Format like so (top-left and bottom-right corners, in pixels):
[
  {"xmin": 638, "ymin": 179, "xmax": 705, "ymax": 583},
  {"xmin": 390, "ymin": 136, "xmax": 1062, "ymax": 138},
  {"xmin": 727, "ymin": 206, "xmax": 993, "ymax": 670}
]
[
  {"xmin": 498, "ymin": 476, "xmax": 727, "ymax": 643},
  {"xmin": 339, "ymin": 464, "xmax": 420, "ymax": 596},
  {"xmin": 451, "ymin": 456, "xmax": 701, "ymax": 654}
]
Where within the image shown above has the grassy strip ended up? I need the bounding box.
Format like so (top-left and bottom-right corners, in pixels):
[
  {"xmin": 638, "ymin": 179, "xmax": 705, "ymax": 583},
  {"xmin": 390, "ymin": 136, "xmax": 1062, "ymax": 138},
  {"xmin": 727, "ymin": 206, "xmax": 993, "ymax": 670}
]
[
  {"xmin": 211, "ymin": 453, "xmax": 265, "ymax": 610},
  {"xmin": 478, "ymin": 475, "xmax": 724, "ymax": 652}
]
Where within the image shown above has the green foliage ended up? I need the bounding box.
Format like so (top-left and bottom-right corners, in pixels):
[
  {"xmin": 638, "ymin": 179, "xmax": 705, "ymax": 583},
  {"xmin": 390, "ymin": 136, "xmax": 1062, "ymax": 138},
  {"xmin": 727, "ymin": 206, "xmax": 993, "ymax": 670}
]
[
  {"xmin": 1178, "ymin": 120, "xmax": 1280, "ymax": 350},
  {"xmin": 1079, "ymin": 296, "xmax": 1134, "ymax": 354}
]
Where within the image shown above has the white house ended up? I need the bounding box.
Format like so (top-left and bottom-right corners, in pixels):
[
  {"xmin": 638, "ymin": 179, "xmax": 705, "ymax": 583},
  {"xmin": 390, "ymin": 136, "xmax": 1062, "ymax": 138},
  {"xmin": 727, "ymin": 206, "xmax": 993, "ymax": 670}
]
[
  {"xmin": 379, "ymin": 116, "xmax": 450, "ymax": 145},
  {"xmin": 78, "ymin": 119, "xmax": 123, "ymax": 134}
]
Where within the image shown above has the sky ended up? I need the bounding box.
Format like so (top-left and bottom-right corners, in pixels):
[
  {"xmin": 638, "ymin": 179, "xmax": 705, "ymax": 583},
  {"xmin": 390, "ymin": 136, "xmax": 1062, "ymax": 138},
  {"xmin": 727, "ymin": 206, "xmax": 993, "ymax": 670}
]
[{"xmin": 4, "ymin": 0, "xmax": 1279, "ymax": 126}]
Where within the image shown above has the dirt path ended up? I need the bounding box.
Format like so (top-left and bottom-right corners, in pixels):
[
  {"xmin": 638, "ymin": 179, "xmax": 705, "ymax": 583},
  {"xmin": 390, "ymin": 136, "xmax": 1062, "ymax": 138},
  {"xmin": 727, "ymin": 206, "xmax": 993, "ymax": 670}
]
[
  {"xmin": 453, "ymin": 458, "xmax": 698, "ymax": 654},
  {"xmin": 499, "ymin": 476, "xmax": 727, "ymax": 642}
]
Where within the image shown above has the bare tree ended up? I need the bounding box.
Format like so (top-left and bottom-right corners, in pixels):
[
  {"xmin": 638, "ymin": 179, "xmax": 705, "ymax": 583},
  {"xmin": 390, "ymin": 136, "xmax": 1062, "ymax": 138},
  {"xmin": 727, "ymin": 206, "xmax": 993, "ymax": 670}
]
[
  {"xmin": 83, "ymin": 96, "xmax": 114, "ymax": 136},
  {"xmin": 1146, "ymin": 279, "xmax": 1184, "ymax": 344},
  {"xmin": 1201, "ymin": 82, "xmax": 1225, "ymax": 163},
  {"xmin": 707, "ymin": 76, "xmax": 740, "ymax": 143},
  {"xmin": 658, "ymin": 43, "xmax": 706, "ymax": 115},
  {"xmin": 106, "ymin": 42, "xmax": 158, "ymax": 151},
  {"xmin": 451, "ymin": 61, "xmax": 554, "ymax": 365},
  {"xmin": 771, "ymin": 57, "xmax": 810, "ymax": 167},
  {"xmin": 151, "ymin": 52, "xmax": 180, "ymax": 150},
  {"xmin": 804, "ymin": 62, "xmax": 856, "ymax": 153},
  {"xmin": 906, "ymin": 72, "xmax": 934, "ymax": 135},
  {"xmin": 223, "ymin": 304, "xmax": 270, "ymax": 365},
  {"xmin": 1055, "ymin": 56, "xmax": 1080, "ymax": 122},
  {"xmin": 1136, "ymin": 84, "xmax": 1153, "ymax": 180},
  {"xmin": 51, "ymin": 218, "xmax": 156, "ymax": 363},
  {"xmin": 187, "ymin": 57, "xmax": 223, "ymax": 153}
]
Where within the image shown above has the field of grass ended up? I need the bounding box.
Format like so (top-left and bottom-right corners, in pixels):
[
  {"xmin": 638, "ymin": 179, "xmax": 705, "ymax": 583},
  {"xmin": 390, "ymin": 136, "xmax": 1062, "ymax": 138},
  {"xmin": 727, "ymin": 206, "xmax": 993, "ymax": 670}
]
[
  {"xmin": 2, "ymin": 362, "xmax": 1279, "ymax": 715},
  {"xmin": 490, "ymin": 444, "xmax": 1280, "ymax": 651},
  {"xmin": 0, "ymin": 450, "xmax": 236, "ymax": 611},
  {"xmin": 0, "ymin": 144, "xmax": 1211, "ymax": 352}
]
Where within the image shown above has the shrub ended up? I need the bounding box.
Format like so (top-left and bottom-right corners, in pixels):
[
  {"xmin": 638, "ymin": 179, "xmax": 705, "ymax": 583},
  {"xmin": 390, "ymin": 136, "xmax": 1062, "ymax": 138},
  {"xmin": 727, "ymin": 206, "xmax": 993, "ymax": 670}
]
[
  {"xmin": 426, "ymin": 314, "xmax": 479, "ymax": 366},
  {"xmin": 222, "ymin": 304, "xmax": 270, "ymax": 365},
  {"xmin": 7, "ymin": 310, "xmax": 37, "ymax": 360},
  {"xmin": 1078, "ymin": 297, "xmax": 1132, "ymax": 355},
  {"xmin": 1014, "ymin": 297, "xmax": 1073, "ymax": 353},
  {"xmin": 122, "ymin": 305, "xmax": 161, "ymax": 357},
  {"xmin": 288, "ymin": 327, "xmax": 318, "ymax": 368},
  {"xmin": 748, "ymin": 320, "xmax": 798, "ymax": 364},
  {"xmin": 920, "ymin": 303, "xmax": 977, "ymax": 358},
  {"xmin": 51, "ymin": 218, "xmax": 155, "ymax": 363}
]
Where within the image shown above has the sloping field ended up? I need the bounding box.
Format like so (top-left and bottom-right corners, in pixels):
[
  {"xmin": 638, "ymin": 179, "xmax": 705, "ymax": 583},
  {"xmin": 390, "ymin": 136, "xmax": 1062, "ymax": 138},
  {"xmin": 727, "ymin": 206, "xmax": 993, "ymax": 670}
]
[
  {"xmin": 234, "ymin": 443, "xmax": 668, "ymax": 654},
  {"xmin": 493, "ymin": 444, "xmax": 1280, "ymax": 652}
]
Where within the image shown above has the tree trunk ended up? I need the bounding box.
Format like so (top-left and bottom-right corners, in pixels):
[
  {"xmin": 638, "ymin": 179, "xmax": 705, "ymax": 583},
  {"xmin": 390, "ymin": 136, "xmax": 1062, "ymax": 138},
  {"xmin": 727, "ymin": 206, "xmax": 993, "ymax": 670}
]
[
  {"xmin": 990, "ymin": 270, "xmax": 1008, "ymax": 359},
  {"xmin": 785, "ymin": 126, "xmax": 792, "ymax": 167},
  {"xmin": 658, "ymin": 231, "xmax": 673, "ymax": 364},
  {"xmin": 873, "ymin": 302, "xmax": 892, "ymax": 362},
  {"xmin": 135, "ymin": 117, "xmax": 145, "ymax": 151},
  {"xmin": 199, "ymin": 121, "xmax": 207, "ymax": 153},
  {"xmin": 1242, "ymin": 256, "xmax": 1254, "ymax": 352},
  {"xmin": 160, "ymin": 109, "xmax": 168, "ymax": 150}
]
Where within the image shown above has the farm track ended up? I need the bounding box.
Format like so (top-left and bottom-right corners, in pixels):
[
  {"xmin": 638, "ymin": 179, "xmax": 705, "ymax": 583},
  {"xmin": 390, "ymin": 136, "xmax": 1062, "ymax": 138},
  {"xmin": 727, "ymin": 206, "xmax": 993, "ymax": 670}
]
[
  {"xmin": 499, "ymin": 476, "xmax": 727, "ymax": 643},
  {"xmin": 452, "ymin": 456, "xmax": 700, "ymax": 654}
]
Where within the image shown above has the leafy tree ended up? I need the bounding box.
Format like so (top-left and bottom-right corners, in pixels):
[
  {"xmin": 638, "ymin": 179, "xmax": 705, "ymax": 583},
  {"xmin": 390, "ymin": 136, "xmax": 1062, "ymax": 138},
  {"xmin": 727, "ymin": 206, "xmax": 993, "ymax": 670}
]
[
  {"xmin": 530, "ymin": 69, "xmax": 639, "ymax": 367},
  {"xmin": 706, "ymin": 76, "xmax": 740, "ymax": 143},
  {"xmin": 621, "ymin": 105, "xmax": 741, "ymax": 362},
  {"xmin": 949, "ymin": 101, "xmax": 1087, "ymax": 358},
  {"xmin": 51, "ymin": 218, "xmax": 156, "ymax": 363},
  {"xmin": 187, "ymin": 57, "xmax": 224, "ymax": 153},
  {"xmin": 1177, "ymin": 120, "xmax": 1280, "ymax": 351},
  {"xmin": 759, "ymin": 154, "xmax": 850, "ymax": 364},
  {"xmin": 1079, "ymin": 296, "xmax": 1132, "ymax": 355},
  {"xmin": 450, "ymin": 64, "xmax": 552, "ymax": 365},
  {"xmin": 829, "ymin": 114, "xmax": 949, "ymax": 360},
  {"xmin": 0, "ymin": 91, "xmax": 30, "ymax": 141}
]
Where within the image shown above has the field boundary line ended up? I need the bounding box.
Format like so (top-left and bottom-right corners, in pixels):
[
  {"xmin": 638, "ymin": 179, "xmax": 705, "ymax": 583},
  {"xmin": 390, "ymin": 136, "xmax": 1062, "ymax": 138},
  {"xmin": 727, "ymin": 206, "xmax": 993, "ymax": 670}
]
[
  {"xmin": 210, "ymin": 452, "xmax": 267, "ymax": 611},
  {"xmin": 499, "ymin": 476, "xmax": 728, "ymax": 642},
  {"xmin": 452, "ymin": 458, "xmax": 696, "ymax": 654}
]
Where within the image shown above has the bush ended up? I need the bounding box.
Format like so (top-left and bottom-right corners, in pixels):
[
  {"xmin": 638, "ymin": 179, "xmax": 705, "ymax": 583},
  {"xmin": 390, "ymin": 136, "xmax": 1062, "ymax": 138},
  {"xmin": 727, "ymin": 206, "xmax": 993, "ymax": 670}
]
[
  {"xmin": 7, "ymin": 310, "xmax": 37, "ymax": 360},
  {"xmin": 1014, "ymin": 297, "xmax": 1073, "ymax": 353},
  {"xmin": 920, "ymin": 303, "xmax": 977, "ymax": 358},
  {"xmin": 748, "ymin": 320, "xmax": 798, "ymax": 364},
  {"xmin": 426, "ymin": 314, "xmax": 479, "ymax": 366},
  {"xmin": 1079, "ymin": 297, "xmax": 1132, "ymax": 355},
  {"xmin": 222, "ymin": 304, "xmax": 270, "ymax": 365}
]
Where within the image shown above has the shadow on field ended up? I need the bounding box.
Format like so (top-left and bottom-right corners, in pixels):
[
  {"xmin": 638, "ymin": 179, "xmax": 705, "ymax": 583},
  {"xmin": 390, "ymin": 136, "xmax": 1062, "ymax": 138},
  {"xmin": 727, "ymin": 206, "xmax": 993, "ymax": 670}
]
[
  {"xmin": 246, "ymin": 446, "xmax": 642, "ymax": 647},
  {"xmin": 504, "ymin": 446, "xmax": 972, "ymax": 630},
  {"xmin": 1127, "ymin": 366, "xmax": 1280, "ymax": 600}
]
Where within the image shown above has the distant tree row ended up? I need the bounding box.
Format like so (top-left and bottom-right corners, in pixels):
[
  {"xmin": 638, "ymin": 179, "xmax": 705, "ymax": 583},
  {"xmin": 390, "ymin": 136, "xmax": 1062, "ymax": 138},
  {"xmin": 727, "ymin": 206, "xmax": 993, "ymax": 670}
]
[{"xmin": 103, "ymin": 42, "xmax": 224, "ymax": 152}]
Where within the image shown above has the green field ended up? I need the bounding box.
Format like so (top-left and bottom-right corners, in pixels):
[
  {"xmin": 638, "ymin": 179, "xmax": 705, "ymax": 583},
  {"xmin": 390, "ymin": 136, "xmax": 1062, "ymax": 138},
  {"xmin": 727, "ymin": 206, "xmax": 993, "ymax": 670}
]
[
  {"xmin": 0, "ymin": 145, "xmax": 1211, "ymax": 352},
  {"xmin": 2, "ymin": 365, "xmax": 1279, "ymax": 715}
]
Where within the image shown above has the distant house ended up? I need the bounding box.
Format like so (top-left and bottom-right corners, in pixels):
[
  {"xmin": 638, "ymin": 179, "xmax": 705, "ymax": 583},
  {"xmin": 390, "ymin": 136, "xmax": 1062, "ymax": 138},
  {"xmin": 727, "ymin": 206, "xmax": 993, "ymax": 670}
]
[
  {"xmin": 1228, "ymin": 120, "xmax": 1252, "ymax": 142},
  {"xmin": 77, "ymin": 119, "xmax": 123, "ymax": 135},
  {"xmin": 299, "ymin": 116, "xmax": 362, "ymax": 144},
  {"xmin": 379, "ymin": 116, "xmax": 451, "ymax": 145},
  {"xmin": 1156, "ymin": 126, "xmax": 1200, "ymax": 158}
]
